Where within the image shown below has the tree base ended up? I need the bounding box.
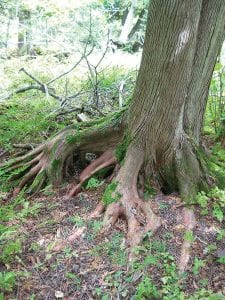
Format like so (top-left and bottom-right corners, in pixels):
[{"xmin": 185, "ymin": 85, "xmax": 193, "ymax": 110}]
[{"xmin": 0, "ymin": 113, "xmax": 208, "ymax": 272}]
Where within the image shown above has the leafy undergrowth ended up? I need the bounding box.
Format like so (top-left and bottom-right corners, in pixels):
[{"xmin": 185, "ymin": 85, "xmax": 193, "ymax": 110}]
[{"xmin": 1, "ymin": 181, "xmax": 225, "ymax": 300}]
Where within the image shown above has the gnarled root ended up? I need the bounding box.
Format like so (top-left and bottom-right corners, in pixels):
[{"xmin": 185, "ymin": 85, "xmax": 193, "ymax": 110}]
[
  {"xmin": 0, "ymin": 143, "xmax": 48, "ymax": 196},
  {"xmin": 1, "ymin": 113, "xmax": 124, "ymax": 196},
  {"xmin": 88, "ymin": 202, "xmax": 106, "ymax": 219},
  {"xmin": 103, "ymin": 146, "xmax": 161, "ymax": 256}
]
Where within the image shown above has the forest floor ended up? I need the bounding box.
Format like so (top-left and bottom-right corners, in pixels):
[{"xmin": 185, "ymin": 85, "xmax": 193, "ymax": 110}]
[{"xmin": 1, "ymin": 169, "xmax": 225, "ymax": 299}]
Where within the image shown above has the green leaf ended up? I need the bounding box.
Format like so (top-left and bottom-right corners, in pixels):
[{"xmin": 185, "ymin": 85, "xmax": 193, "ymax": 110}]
[
  {"xmin": 213, "ymin": 205, "xmax": 224, "ymax": 222},
  {"xmin": 85, "ymin": 177, "xmax": 104, "ymax": 189}
]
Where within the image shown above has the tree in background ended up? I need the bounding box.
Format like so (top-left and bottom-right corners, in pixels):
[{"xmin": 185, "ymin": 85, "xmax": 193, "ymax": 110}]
[
  {"xmin": 104, "ymin": 0, "xmax": 148, "ymax": 51},
  {"xmin": 2, "ymin": 0, "xmax": 225, "ymax": 272}
]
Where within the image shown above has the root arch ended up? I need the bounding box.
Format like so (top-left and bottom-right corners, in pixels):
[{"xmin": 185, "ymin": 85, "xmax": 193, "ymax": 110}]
[{"xmin": 1, "ymin": 111, "xmax": 125, "ymax": 195}]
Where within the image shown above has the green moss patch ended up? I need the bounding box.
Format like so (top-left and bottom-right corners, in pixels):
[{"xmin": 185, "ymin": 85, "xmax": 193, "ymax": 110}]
[{"xmin": 102, "ymin": 181, "xmax": 121, "ymax": 205}]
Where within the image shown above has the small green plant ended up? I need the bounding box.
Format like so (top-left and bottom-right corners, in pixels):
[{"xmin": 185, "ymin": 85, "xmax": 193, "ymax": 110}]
[
  {"xmin": 91, "ymin": 233, "xmax": 127, "ymax": 266},
  {"xmin": 102, "ymin": 181, "xmax": 121, "ymax": 205},
  {"xmin": 204, "ymin": 243, "xmax": 217, "ymax": 254},
  {"xmin": 89, "ymin": 220, "xmax": 102, "ymax": 235},
  {"xmin": 158, "ymin": 202, "xmax": 170, "ymax": 210},
  {"xmin": 189, "ymin": 288, "xmax": 225, "ymax": 299},
  {"xmin": 151, "ymin": 240, "xmax": 167, "ymax": 253},
  {"xmin": 29, "ymin": 242, "xmax": 41, "ymax": 252},
  {"xmin": 208, "ymin": 187, "xmax": 225, "ymax": 222},
  {"xmin": 0, "ymin": 192, "xmax": 43, "ymax": 267},
  {"xmin": 144, "ymin": 182, "xmax": 157, "ymax": 199},
  {"xmin": 63, "ymin": 247, "xmax": 78, "ymax": 259},
  {"xmin": 216, "ymin": 229, "xmax": 225, "ymax": 241},
  {"xmin": 217, "ymin": 256, "xmax": 225, "ymax": 264},
  {"xmin": 66, "ymin": 272, "xmax": 81, "ymax": 285},
  {"xmin": 196, "ymin": 187, "xmax": 225, "ymax": 222},
  {"xmin": 196, "ymin": 191, "xmax": 209, "ymax": 215},
  {"xmin": 0, "ymin": 98, "xmax": 62, "ymax": 151},
  {"xmin": 18, "ymin": 200, "xmax": 42, "ymax": 219},
  {"xmin": 103, "ymin": 271, "xmax": 129, "ymax": 297},
  {"xmin": 199, "ymin": 278, "xmax": 209, "ymax": 288},
  {"xmin": 68, "ymin": 215, "xmax": 85, "ymax": 227},
  {"xmin": 184, "ymin": 230, "xmax": 195, "ymax": 242},
  {"xmin": 0, "ymin": 240, "xmax": 22, "ymax": 264},
  {"xmin": 85, "ymin": 177, "xmax": 104, "ymax": 189},
  {"xmin": 135, "ymin": 276, "xmax": 159, "ymax": 300},
  {"xmin": 212, "ymin": 204, "xmax": 224, "ymax": 222},
  {"xmin": 142, "ymin": 255, "xmax": 159, "ymax": 267},
  {"xmin": 0, "ymin": 192, "xmax": 42, "ymax": 221},
  {"xmin": 209, "ymin": 187, "xmax": 225, "ymax": 222},
  {"xmin": 0, "ymin": 164, "xmax": 32, "ymax": 192},
  {"xmin": 0, "ymin": 271, "xmax": 16, "ymax": 292},
  {"xmin": 192, "ymin": 258, "xmax": 205, "ymax": 275},
  {"xmin": 160, "ymin": 253, "xmax": 185, "ymax": 299},
  {"xmin": 41, "ymin": 184, "xmax": 55, "ymax": 196}
]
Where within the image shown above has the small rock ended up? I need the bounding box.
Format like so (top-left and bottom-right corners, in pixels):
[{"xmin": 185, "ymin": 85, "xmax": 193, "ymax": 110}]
[
  {"xmin": 72, "ymin": 264, "xmax": 79, "ymax": 272},
  {"xmin": 173, "ymin": 224, "xmax": 185, "ymax": 232},
  {"xmin": 37, "ymin": 238, "xmax": 46, "ymax": 246},
  {"xmin": 55, "ymin": 290, "xmax": 64, "ymax": 298}
]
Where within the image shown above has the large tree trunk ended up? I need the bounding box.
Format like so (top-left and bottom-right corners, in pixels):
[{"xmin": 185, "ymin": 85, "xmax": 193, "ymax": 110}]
[{"xmin": 125, "ymin": 0, "xmax": 225, "ymax": 202}]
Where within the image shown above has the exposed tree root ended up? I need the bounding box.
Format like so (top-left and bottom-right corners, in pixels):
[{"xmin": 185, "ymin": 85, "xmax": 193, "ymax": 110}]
[
  {"xmin": 102, "ymin": 146, "xmax": 162, "ymax": 256},
  {"xmin": 1, "ymin": 112, "xmax": 124, "ymax": 196},
  {"xmin": 88, "ymin": 202, "xmax": 106, "ymax": 219},
  {"xmin": 178, "ymin": 208, "xmax": 196, "ymax": 273}
]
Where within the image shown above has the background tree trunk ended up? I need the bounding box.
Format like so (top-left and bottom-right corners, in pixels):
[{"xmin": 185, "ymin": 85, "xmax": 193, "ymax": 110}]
[
  {"xmin": 184, "ymin": 0, "xmax": 225, "ymax": 143},
  {"xmin": 119, "ymin": 0, "xmax": 136, "ymax": 44}
]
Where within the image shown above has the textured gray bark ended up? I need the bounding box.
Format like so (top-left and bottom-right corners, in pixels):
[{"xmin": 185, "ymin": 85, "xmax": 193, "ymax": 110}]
[
  {"xmin": 184, "ymin": 0, "xmax": 225, "ymax": 143},
  {"xmin": 126, "ymin": 0, "xmax": 225, "ymax": 201}
]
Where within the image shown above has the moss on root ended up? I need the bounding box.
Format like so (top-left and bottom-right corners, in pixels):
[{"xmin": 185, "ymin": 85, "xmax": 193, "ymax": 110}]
[
  {"xmin": 158, "ymin": 142, "xmax": 211, "ymax": 204},
  {"xmin": 102, "ymin": 181, "xmax": 121, "ymax": 205},
  {"xmin": 115, "ymin": 133, "xmax": 132, "ymax": 164},
  {"xmin": 27, "ymin": 170, "xmax": 46, "ymax": 194},
  {"xmin": 66, "ymin": 109, "xmax": 126, "ymax": 146}
]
